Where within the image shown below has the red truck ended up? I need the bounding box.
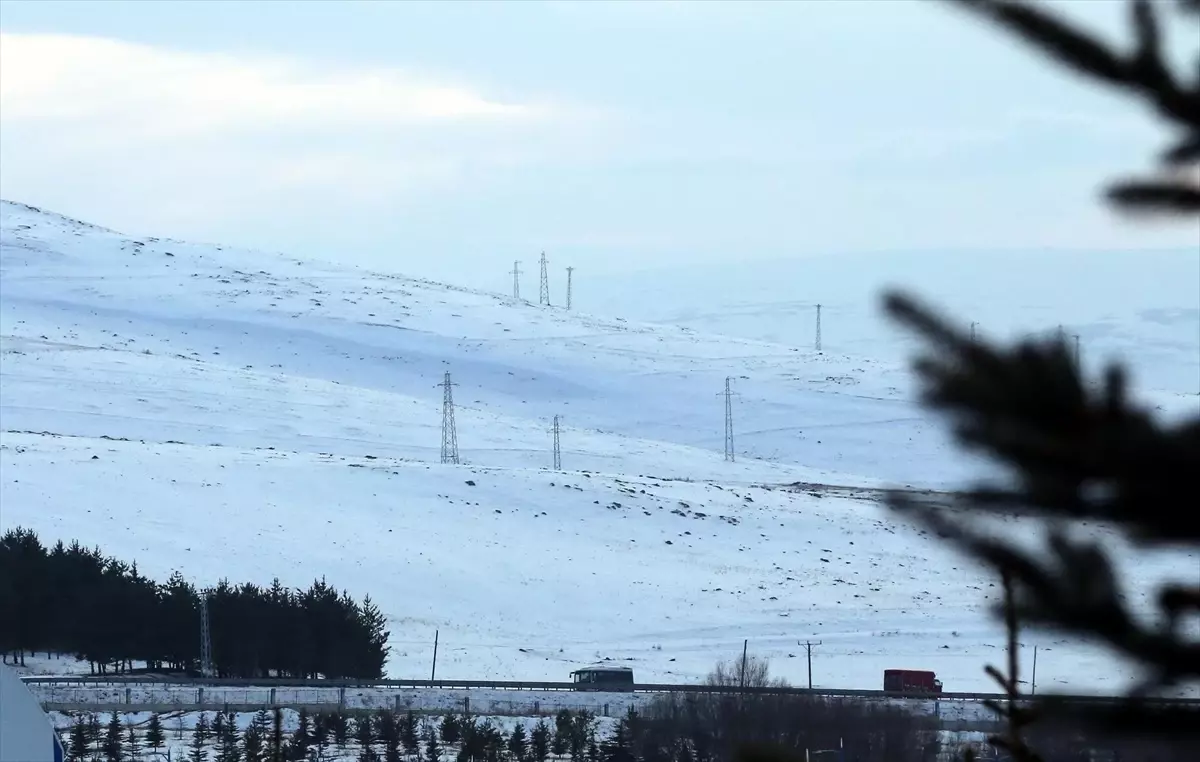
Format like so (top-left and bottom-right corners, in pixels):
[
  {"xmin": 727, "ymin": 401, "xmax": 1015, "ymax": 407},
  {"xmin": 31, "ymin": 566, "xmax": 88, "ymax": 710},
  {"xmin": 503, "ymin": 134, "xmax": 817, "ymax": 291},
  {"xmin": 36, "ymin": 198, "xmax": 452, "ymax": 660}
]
[{"xmin": 883, "ymin": 669, "xmax": 943, "ymax": 694}]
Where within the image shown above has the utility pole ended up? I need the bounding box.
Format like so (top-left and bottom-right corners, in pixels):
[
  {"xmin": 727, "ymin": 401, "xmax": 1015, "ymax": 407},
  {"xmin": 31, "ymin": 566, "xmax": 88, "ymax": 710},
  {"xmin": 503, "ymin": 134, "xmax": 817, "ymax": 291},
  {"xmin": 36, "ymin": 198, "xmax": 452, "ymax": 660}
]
[
  {"xmin": 552, "ymin": 415, "xmax": 562, "ymax": 471},
  {"xmin": 739, "ymin": 638, "xmax": 749, "ymax": 691},
  {"xmin": 970, "ymin": 321, "xmax": 978, "ymax": 342},
  {"xmin": 799, "ymin": 640, "xmax": 821, "ymax": 689},
  {"xmin": 566, "ymin": 266, "xmax": 575, "ymax": 311},
  {"xmin": 439, "ymin": 372, "xmax": 459, "ymax": 465},
  {"xmin": 1031, "ymin": 644, "xmax": 1038, "ymax": 696},
  {"xmin": 815, "ymin": 304, "xmax": 822, "ymax": 352},
  {"xmin": 719, "ymin": 377, "xmax": 736, "ymax": 462},
  {"xmin": 1072, "ymin": 334, "xmax": 1080, "ymax": 367},
  {"xmin": 511, "ymin": 260, "xmax": 522, "ymax": 300},
  {"xmin": 199, "ymin": 591, "xmax": 214, "ymax": 678},
  {"xmin": 431, "ymin": 629, "xmax": 439, "ymax": 681},
  {"xmin": 539, "ymin": 251, "xmax": 550, "ymax": 306}
]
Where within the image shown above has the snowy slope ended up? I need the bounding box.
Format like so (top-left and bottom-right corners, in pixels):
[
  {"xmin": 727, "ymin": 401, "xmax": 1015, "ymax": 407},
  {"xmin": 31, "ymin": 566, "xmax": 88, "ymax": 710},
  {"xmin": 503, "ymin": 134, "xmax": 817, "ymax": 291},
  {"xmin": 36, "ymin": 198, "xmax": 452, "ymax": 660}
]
[{"xmin": 1, "ymin": 200, "xmax": 1196, "ymax": 695}]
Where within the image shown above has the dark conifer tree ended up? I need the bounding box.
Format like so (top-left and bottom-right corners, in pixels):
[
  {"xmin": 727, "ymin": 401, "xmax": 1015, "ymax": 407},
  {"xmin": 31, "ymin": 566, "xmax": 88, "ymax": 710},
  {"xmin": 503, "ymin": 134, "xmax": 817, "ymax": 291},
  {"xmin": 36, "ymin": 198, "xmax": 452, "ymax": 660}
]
[
  {"xmin": 507, "ymin": 724, "xmax": 528, "ymax": 762},
  {"xmin": 354, "ymin": 714, "xmax": 377, "ymax": 762},
  {"xmin": 188, "ymin": 720, "xmax": 207, "ymax": 762},
  {"xmin": 376, "ymin": 710, "xmax": 402, "ymax": 762},
  {"xmin": 424, "ymin": 725, "xmax": 441, "ymax": 762},
  {"xmin": 329, "ymin": 711, "xmax": 350, "ymax": 750},
  {"xmin": 399, "ymin": 712, "xmax": 419, "ymax": 759},
  {"xmin": 530, "ymin": 721, "xmax": 550, "ymax": 762},
  {"xmin": 437, "ymin": 715, "xmax": 461, "ymax": 748},
  {"xmin": 195, "ymin": 714, "xmax": 211, "ymax": 747},
  {"xmin": 269, "ymin": 709, "xmax": 285, "ymax": 762},
  {"xmin": 87, "ymin": 712, "xmax": 104, "ymax": 762},
  {"xmin": 104, "ymin": 712, "xmax": 125, "ymax": 762},
  {"xmin": 217, "ymin": 711, "xmax": 241, "ymax": 762},
  {"xmin": 68, "ymin": 715, "xmax": 91, "ymax": 762},
  {"xmin": 241, "ymin": 721, "xmax": 266, "ymax": 762},
  {"xmin": 145, "ymin": 714, "xmax": 165, "ymax": 758},
  {"xmin": 289, "ymin": 709, "xmax": 311, "ymax": 762},
  {"xmin": 125, "ymin": 720, "xmax": 142, "ymax": 762}
]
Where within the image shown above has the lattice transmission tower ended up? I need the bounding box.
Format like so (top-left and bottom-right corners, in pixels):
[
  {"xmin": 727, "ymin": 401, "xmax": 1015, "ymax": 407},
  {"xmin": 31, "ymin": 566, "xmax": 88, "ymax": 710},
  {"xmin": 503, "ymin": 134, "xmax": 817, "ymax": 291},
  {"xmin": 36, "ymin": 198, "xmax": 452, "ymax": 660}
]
[
  {"xmin": 815, "ymin": 303, "xmax": 823, "ymax": 352},
  {"xmin": 199, "ymin": 591, "xmax": 214, "ymax": 677},
  {"xmin": 552, "ymin": 415, "xmax": 562, "ymax": 470},
  {"xmin": 566, "ymin": 266, "xmax": 575, "ymax": 311},
  {"xmin": 439, "ymin": 372, "xmax": 460, "ymax": 465},
  {"xmin": 511, "ymin": 260, "xmax": 522, "ymax": 300},
  {"xmin": 539, "ymin": 252, "xmax": 550, "ymax": 306},
  {"xmin": 720, "ymin": 377, "xmax": 737, "ymax": 462}
]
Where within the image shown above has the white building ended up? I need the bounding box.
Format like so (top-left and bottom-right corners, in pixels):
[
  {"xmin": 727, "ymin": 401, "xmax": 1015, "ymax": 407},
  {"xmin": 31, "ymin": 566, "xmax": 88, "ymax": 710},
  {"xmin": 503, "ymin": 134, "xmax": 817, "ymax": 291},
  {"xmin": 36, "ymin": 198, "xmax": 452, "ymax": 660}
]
[{"xmin": 0, "ymin": 664, "xmax": 63, "ymax": 762}]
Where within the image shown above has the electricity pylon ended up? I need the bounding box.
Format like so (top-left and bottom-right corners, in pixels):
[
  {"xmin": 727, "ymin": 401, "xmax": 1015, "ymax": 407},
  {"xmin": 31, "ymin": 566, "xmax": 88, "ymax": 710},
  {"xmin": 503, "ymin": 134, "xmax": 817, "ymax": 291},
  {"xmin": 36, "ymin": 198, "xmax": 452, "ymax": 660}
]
[
  {"xmin": 539, "ymin": 252, "xmax": 550, "ymax": 306},
  {"xmin": 199, "ymin": 591, "xmax": 214, "ymax": 677},
  {"xmin": 566, "ymin": 266, "xmax": 575, "ymax": 311},
  {"xmin": 552, "ymin": 415, "xmax": 562, "ymax": 470},
  {"xmin": 815, "ymin": 303, "xmax": 823, "ymax": 352},
  {"xmin": 511, "ymin": 260, "xmax": 522, "ymax": 300},
  {"xmin": 719, "ymin": 377, "xmax": 738, "ymax": 462},
  {"xmin": 439, "ymin": 372, "xmax": 459, "ymax": 465}
]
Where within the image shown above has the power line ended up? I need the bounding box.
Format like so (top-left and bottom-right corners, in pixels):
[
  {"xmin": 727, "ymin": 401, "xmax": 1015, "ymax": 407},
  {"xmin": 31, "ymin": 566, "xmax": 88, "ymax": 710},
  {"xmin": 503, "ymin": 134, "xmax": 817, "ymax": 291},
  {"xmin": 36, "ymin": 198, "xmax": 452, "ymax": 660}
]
[
  {"xmin": 539, "ymin": 252, "xmax": 550, "ymax": 306},
  {"xmin": 799, "ymin": 639, "xmax": 821, "ymax": 689},
  {"xmin": 511, "ymin": 260, "xmax": 522, "ymax": 300},
  {"xmin": 565, "ymin": 266, "xmax": 574, "ymax": 311},
  {"xmin": 552, "ymin": 415, "xmax": 562, "ymax": 471},
  {"xmin": 439, "ymin": 371, "xmax": 460, "ymax": 465},
  {"xmin": 815, "ymin": 304, "xmax": 822, "ymax": 352}
]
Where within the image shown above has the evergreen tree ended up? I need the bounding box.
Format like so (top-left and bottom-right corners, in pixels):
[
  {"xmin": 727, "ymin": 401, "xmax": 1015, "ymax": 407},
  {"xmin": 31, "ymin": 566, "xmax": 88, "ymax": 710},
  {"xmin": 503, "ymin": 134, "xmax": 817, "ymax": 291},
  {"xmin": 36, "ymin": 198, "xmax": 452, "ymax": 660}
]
[
  {"xmin": 195, "ymin": 714, "xmax": 211, "ymax": 747},
  {"xmin": 189, "ymin": 720, "xmax": 208, "ymax": 762},
  {"xmin": 376, "ymin": 711, "xmax": 401, "ymax": 762},
  {"xmin": 269, "ymin": 709, "xmax": 285, "ymax": 762},
  {"xmin": 87, "ymin": 713, "xmax": 104, "ymax": 762},
  {"xmin": 353, "ymin": 714, "xmax": 376, "ymax": 761},
  {"xmin": 68, "ymin": 715, "xmax": 91, "ymax": 762},
  {"xmin": 241, "ymin": 722, "xmax": 265, "ymax": 762},
  {"xmin": 551, "ymin": 712, "xmax": 570, "ymax": 758},
  {"xmin": 289, "ymin": 709, "xmax": 311, "ymax": 762},
  {"xmin": 399, "ymin": 712, "xmax": 419, "ymax": 759},
  {"xmin": 311, "ymin": 713, "xmax": 330, "ymax": 758},
  {"xmin": 424, "ymin": 725, "xmax": 441, "ymax": 762},
  {"xmin": 125, "ymin": 720, "xmax": 142, "ymax": 762},
  {"xmin": 105, "ymin": 712, "xmax": 125, "ymax": 762},
  {"xmin": 217, "ymin": 711, "xmax": 241, "ymax": 762},
  {"xmin": 530, "ymin": 721, "xmax": 550, "ymax": 762},
  {"xmin": 597, "ymin": 722, "xmax": 633, "ymax": 762},
  {"xmin": 507, "ymin": 724, "xmax": 527, "ymax": 762},
  {"xmin": 329, "ymin": 711, "xmax": 350, "ymax": 750},
  {"xmin": 437, "ymin": 715, "xmax": 461, "ymax": 748},
  {"xmin": 145, "ymin": 714, "xmax": 165, "ymax": 758}
]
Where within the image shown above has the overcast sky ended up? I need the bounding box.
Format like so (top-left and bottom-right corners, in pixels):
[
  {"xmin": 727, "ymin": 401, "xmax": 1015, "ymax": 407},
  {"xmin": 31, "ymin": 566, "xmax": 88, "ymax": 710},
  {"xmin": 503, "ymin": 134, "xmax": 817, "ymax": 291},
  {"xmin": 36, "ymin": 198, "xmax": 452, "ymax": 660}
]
[{"xmin": 1, "ymin": 0, "xmax": 1196, "ymax": 285}]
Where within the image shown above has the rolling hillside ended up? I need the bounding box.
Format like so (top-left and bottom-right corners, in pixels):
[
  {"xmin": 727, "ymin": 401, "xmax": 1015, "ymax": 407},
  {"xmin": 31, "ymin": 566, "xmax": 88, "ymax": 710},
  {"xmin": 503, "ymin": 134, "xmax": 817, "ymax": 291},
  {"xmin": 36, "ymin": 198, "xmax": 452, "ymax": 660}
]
[{"xmin": 2, "ymin": 199, "xmax": 1196, "ymax": 694}]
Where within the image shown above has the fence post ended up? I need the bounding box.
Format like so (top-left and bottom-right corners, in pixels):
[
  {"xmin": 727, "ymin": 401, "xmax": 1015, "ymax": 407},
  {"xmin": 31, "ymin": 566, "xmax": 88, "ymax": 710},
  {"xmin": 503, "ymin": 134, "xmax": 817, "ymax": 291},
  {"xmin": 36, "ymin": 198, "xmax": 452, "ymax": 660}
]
[
  {"xmin": 270, "ymin": 688, "xmax": 276, "ymax": 706},
  {"xmin": 603, "ymin": 703, "xmax": 609, "ymax": 717},
  {"xmin": 534, "ymin": 701, "xmax": 540, "ymax": 716},
  {"xmin": 394, "ymin": 695, "xmax": 402, "ymax": 712},
  {"xmin": 125, "ymin": 687, "xmax": 132, "ymax": 705},
  {"xmin": 338, "ymin": 687, "xmax": 346, "ymax": 709},
  {"xmin": 198, "ymin": 687, "xmax": 205, "ymax": 706},
  {"xmin": 463, "ymin": 697, "xmax": 470, "ymax": 715}
]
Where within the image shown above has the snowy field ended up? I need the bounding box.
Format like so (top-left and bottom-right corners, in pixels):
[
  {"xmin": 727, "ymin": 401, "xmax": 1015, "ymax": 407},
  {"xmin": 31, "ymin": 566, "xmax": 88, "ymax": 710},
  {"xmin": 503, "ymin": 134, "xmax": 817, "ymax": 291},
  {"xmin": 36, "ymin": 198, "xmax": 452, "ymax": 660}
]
[{"xmin": 2, "ymin": 200, "xmax": 1197, "ymax": 695}]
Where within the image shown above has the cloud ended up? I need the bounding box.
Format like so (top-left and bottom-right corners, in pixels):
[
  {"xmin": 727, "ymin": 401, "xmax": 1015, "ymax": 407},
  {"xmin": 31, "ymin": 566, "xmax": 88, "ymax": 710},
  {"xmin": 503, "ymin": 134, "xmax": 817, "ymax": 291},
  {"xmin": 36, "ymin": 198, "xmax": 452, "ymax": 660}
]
[
  {"xmin": 0, "ymin": 32, "xmax": 546, "ymax": 139},
  {"xmin": 0, "ymin": 32, "xmax": 619, "ymax": 243}
]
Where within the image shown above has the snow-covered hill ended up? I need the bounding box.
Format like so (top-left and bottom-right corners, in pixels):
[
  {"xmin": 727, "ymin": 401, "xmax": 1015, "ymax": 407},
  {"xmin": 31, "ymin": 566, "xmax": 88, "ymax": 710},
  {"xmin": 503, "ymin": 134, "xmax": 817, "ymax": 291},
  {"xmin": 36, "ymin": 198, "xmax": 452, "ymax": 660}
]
[{"xmin": 2, "ymin": 200, "xmax": 1196, "ymax": 694}]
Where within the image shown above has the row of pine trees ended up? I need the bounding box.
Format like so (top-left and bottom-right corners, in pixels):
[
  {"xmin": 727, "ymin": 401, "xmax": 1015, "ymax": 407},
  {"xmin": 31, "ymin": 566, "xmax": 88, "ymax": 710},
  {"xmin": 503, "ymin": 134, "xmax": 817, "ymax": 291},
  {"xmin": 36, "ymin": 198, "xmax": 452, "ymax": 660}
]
[
  {"xmin": 61, "ymin": 707, "xmax": 630, "ymax": 762},
  {"xmin": 0, "ymin": 527, "xmax": 390, "ymax": 678}
]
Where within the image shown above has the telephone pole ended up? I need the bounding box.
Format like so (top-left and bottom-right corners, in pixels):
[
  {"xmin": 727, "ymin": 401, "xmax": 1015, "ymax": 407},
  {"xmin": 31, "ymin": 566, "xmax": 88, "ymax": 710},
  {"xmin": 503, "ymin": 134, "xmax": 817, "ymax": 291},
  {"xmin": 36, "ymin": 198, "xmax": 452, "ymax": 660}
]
[
  {"xmin": 511, "ymin": 260, "xmax": 522, "ymax": 300},
  {"xmin": 439, "ymin": 372, "xmax": 459, "ymax": 465},
  {"xmin": 566, "ymin": 266, "xmax": 575, "ymax": 311},
  {"xmin": 970, "ymin": 321, "xmax": 978, "ymax": 342},
  {"xmin": 815, "ymin": 304, "xmax": 822, "ymax": 352},
  {"xmin": 539, "ymin": 252, "xmax": 550, "ymax": 306},
  {"xmin": 199, "ymin": 591, "xmax": 214, "ymax": 678},
  {"xmin": 552, "ymin": 415, "xmax": 562, "ymax": 470},
  {"xmin": 720, "ymin": 377, "xmax": 736, "ymax": 462},
  {"xmin": 799, "ymin": 640, "xmax": 821, "ymax": 689}
]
